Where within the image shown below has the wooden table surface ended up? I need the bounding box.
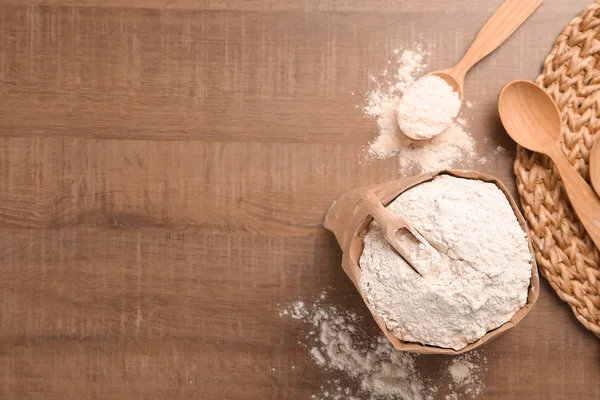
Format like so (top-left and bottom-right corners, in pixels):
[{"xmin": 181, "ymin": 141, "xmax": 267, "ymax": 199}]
[{"xmin": 0, "ymin": 0, "xmax": 599, "ymax": 399}]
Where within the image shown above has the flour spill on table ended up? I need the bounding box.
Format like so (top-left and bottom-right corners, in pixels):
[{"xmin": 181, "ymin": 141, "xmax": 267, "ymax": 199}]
[
  {"xmin": 279, "ymin": 293, "xmax": 487, "ymax": 399},
  {"xmin": 477, "ymin": 145, "xmax": 509, "ymax": 165},
  {"xmin": 362, "ymin": 45, "xmax": 481, "ymax": 174},
  {"xmin": 445, "ymin": 353, "xmax": 486, "ymax": 399}
]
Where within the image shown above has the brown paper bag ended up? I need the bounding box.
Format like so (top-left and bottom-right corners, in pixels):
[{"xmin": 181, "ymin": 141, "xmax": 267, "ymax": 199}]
[{"xmin": 323, "ymin": 169, "xmax": 539, "ymax": 355}]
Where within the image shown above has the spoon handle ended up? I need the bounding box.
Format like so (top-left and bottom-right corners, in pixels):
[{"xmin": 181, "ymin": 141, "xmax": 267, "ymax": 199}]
[
  {"xmin": 360, "ymin": 191, "xmax": 421, "ymax": 239},
  {"xmin": 591, "ymin": 137, "xmax": 600, "ymax": 196},
  {"xmin": 359, "ymin": 191, "xmax": 424, "ymax": 276},
  {"xmin": 360, "ymin": 191, "xmax": 393, "ymax": 230},
  {"xmin": 452, "ymin": 0, "xmax": 543, "ymax": 81},
  {"xmin": 547, "ymin": 145, "xmax": 600, "ymax": 250}
]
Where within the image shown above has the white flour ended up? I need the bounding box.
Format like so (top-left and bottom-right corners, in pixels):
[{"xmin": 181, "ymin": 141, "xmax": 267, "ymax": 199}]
[
  {"xmin": 359, "ymin": 175, "xmax": 532, "ymax": 350},
  {"xmin": 280, "ymin": 295, "xmax": 488, "ymax": 399},
  {"xmin": 446, "ymin": 354, "xmax": 486, "ymax": 399},
  {"xmin": 292, "ymin": 299, "xmax": 433, "ymax": 400},
  {"xmin": 448, "ymin": 360, "xmax": 473, "ymax": 385},
  {"xmin": 396, "ymin": 75, "xmax": 461, "ymax": 140},
  {"xmin": 364, "ymin": 46, "xmax": 476, "ymax": 174},
  {"xmin": 478, "ymin": 145, "xmax": 509, "ymax": 165},
  {"xmin": 399, "ymin": 123, "xmax": 474, "ymax": 173}
]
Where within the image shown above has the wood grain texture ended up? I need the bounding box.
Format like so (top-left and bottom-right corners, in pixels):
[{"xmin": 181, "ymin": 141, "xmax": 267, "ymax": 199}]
[
  {"xmin": 442, "ymin": 0, "xmax": 544, "ymax": 94},
  {"xmin": 0, "ymin": 138, "xmax": 409, "ymax": 233},
  {"xmin": 0, "ymin": 0, "xmax": 570, "ymax": 12},
  {"xmin": 0, "ymin": 0, "xmax": 598, "ymax": 399}
]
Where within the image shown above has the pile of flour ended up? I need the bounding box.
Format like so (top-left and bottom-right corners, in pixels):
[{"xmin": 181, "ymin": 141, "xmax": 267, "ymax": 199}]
[
  {"xmin": 364, "ymin": 46, "xmax": 475, "ymax": 174},
  {"xmin": 281, "ymin": 297, "xmax": 433, "ymax": 400},
  {"xmin": 396, "ymin": 75, "xmax": 461, "ymax": 140},
  {"xmin": 279, "ymin": 295, "xmax": 488, "ymax": 399},
  {"xmin": 359, "ymin": 175, "xmax": 533, "ymax": 350},
  {"xmin": 445, "ymin": 353, "xmax": 486, "ymax": 399}
]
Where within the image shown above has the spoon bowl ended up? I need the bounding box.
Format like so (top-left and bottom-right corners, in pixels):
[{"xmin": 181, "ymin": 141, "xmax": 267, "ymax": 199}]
[
  {"xmin": 427, "ymin": 70, "xmax": 464, "ymax": 101},
  {"xmin": 591, "ymin": 137, "xmax": 600, "ymax": 196},
  {"xmin": 401, "ymin": 0, "xmax": 543, "ymax": 141},
  {"xmin": 498, "ymin": 80, "xmax": 562, "ymax": 152},
  {"xmin": 498, "ymin": 79, "xmax": 600, "ymax": 250}
]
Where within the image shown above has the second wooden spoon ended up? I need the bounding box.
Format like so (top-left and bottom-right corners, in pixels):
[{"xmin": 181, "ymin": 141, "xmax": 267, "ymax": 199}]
[
  {"xmin": 590, "ymin": 137, "xmax": 600, "ymax": 196},
  {"xmin": 498, "ymin": 80, "xmax": 600, "ymax": 250}
]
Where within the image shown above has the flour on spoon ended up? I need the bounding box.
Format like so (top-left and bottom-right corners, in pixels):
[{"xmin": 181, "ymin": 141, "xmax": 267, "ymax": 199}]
[
  {"xmin": 396, "ymin": 75, "xmax": 462, "ymax": 140},
  {"xmin": 363, "ymin": 46, "xmax": 476, "ymax": 175}
]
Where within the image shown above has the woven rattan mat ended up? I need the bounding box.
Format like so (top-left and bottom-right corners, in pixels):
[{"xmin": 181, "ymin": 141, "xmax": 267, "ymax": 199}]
[{"xmin": 514, "ymin": 1, "xmax": 600, "ymax": 337}]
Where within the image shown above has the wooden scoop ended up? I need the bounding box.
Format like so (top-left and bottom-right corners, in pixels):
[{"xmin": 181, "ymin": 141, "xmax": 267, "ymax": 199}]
[
  {"xmin": 590, "ymin": 137, "xmax": 600, "ymax": 197},
  {"xmin": 428, "ymin": 0, "xmax": 543, "ymax": 102},
  {"xmin": 360, "ymin": 191, "xmax": 438, "ymax": 277},
  {"xmin": 402, "ymin": 0, "xmax": 543, "ymax": 141},
  {"xmin": 498, "ymin": 80, "xmax": 600, "ymax": 250}
]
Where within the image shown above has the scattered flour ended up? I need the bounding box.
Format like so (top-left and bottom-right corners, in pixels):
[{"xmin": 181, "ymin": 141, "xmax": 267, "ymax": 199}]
[
  {"xmin": 310, "ymin": 347, "xmax": 327, "ymax": 366},
  {"xmin": 477, "ymin": 145, "xmax": 510, "ymax": 165},
  {"xmin": 291, "ymin": 300, "xmax": 309, "ymax": 319},
  {"xmin": 396, "ymin": 75, "xmax": 461, "ymax": 140},
  {"xmin": 448, "ymin": 359, "xmax": 473, "ymax": 385},
  {"xmin": 446, "ymin": 353, "xmax": 486, "ymax": 399},
  {"xmin": 398, "ymin": 123, "xmax": 475, "ymax": 172},
  {"xmin": 282, "ymin": 297, "xmax": 435, "ymax": 400},
  {"xmin": 279, "ymin": 293, "xmax": 488, "ymax": 399},
  {"xmin": 359, "ymin": 175, "xmax": 533, "ymax": 350},
  {"xmin": 364, "ymin": 46, "xmax": 476, "ymax": 174}
]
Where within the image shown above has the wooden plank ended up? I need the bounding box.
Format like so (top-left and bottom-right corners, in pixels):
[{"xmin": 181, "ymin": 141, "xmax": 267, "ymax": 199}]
[
  {"xmin": 0, "ymin": 5, "xmax": 404, "ymax": 142},
  {"xmin": 0, "ymin": 137, "xmax": 517, "ymax": 231},
  {"xmin": 0, "ymin": 228, "xmax": 598, "ymax": 399},
  {"xmin": 0, "ymin": 338, "xmax": 317, "ymax": 399},
  {"xmin": 0, "ymin": 0, "xmax": 530, "ymax": 12},
  {"xmin": 0, "ymin": 324, "xmax": 596, "ymax": 400},
  {"xmin": 0, "ymin": 0, "xmax": 591, "ymax": 16},
  {"xmin": 0, "ymin": 4, "xmax": 576, "ymax": 142},
  {"xmin": 0, "ymin": 138, "xmax": 412, "ymax": 232},
  {"xmin": 0, "ymin": 229, "xmax": 347, "ymax": 339}
]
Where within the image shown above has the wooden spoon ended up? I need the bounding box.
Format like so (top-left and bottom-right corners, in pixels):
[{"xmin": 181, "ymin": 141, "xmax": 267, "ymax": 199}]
[
  {"xmin": 429, "ymin": 0, "xmax": 543, "ymax": 101},
  {"xmin": 360, "ymin": 191, "xmax": 438, "ymax": 277},
  {"xmin": 401, "ymin": 0, "xmax": 544, "ymax": 141},
  {"xmin": 590, "ymin": 137, "xmax": 600, "ymax": 196},
  {"xmin": 498, "ymin": 80, "xmax": 600, "ymax": 250}
]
